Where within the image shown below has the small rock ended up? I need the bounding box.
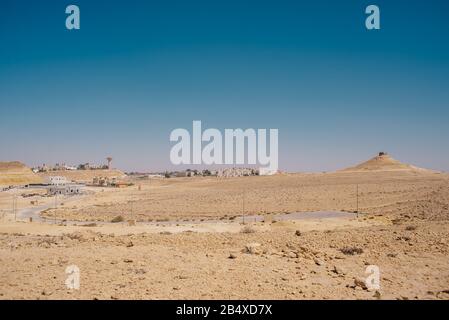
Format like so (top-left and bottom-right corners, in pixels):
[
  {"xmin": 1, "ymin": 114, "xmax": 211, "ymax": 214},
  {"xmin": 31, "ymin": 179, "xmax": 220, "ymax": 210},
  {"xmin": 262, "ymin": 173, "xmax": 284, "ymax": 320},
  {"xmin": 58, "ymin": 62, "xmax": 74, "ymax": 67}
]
[
  {"xmin": 295, "ymin": 230, "xmax": 302, "ymax": 236},
  {"xmin": 228, "ymin": 253, "xmax": 237, "ymax": 259},
  {"xmin": 123, "ymin": 259, "xmax": 133, "ymax": 263},
  {"xmin": 314, "ymin": 258, "xmax": 324, "ymax": 266}
]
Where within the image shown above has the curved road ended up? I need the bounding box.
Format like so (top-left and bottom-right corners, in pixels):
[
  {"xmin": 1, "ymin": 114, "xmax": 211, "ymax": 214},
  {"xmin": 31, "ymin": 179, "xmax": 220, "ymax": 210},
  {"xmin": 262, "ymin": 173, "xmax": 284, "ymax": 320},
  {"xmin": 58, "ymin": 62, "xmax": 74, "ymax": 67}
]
[{"xmin": 18, "ymin": 198, "xmax": 356, "ymax": 226}]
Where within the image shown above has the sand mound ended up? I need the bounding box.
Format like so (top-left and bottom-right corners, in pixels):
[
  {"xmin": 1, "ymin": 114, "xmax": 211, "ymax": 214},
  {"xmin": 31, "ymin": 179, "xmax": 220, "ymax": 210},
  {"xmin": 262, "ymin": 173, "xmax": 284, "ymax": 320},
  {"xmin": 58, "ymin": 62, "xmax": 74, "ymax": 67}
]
[
  {"xmin": 0, "ymin": 161, "xmax": 42, "ymax": 186},
  {"xmin": 341, "ymin": 153, "xmax": 433, "ymax": 173},
  {"xmin": 39, "ymin": 169, "xmax": 125, "ymax": 183}
]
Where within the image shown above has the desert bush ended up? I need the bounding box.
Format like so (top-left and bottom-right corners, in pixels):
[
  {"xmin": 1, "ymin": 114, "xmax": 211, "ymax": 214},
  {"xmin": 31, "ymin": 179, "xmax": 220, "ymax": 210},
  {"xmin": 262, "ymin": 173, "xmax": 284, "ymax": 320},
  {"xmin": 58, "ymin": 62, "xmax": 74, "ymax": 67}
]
[
  {"xmin": 241, "ymin": 225, "xmax": 256, "ymax": 234},
  {"xmin": 81, "ymin": 223, "xmax": 97, "ymax": 227},
  {"xmin": 111, "ymin": 215, "xmax": 124, "ymax": 223},
  {"xmin": 64, "ymin": 232, "xmax": 84, "ymax": 241},
  {"xmin": 340, "ymin": 246, "xmax": 364, "ymax": 255},
  {"xmin": 243, "ymin": 242, "xmax": 262, "ymax": 254}
]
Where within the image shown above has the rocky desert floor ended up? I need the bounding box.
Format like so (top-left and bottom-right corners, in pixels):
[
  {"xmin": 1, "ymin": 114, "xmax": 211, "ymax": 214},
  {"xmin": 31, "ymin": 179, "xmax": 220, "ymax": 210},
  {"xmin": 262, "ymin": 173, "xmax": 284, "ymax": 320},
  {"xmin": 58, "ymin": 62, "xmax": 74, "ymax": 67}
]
[{"xmin": 0, "ymin": 170, "xmax": 449, "ymax": 300}]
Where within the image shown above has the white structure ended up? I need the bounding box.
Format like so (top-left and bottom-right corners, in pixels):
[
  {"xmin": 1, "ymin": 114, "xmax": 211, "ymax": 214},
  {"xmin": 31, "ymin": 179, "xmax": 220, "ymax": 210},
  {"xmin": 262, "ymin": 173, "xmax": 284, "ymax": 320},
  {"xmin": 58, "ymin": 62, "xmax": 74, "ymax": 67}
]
[
  {"xmin": 46, "ymin": 176, "xmax": 69, "ymax": 185},
  {"xmin": 45, "ymin": 176, "xmax": 84, "ymax": 195},
  {"xmin": 148, "ymin": 174, "xmax": 164, "ymax": 179},
  {"xmin": 47, "ymin": 184, "xmax": 83, "ymax": 195}
]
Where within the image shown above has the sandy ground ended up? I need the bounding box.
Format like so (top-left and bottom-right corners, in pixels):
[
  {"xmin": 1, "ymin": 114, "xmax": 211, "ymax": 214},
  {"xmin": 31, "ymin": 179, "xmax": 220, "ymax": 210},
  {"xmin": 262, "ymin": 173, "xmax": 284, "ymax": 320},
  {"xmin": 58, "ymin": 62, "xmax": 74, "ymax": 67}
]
[
  {"xmin": 38, "ymin": 170, "xmax": 449, "ymax": 222},
  {"xmin": 0, "ymin": 170, "xmax": 449, "ymax": 300}
]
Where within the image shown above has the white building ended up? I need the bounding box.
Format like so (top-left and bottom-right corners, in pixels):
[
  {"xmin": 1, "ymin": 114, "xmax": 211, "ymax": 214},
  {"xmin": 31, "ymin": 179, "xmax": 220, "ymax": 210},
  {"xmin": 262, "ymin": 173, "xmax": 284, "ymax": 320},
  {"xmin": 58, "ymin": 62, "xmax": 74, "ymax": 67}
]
[
  {"xmin": 47, "ymin": 184, "xmax": 83, "ymax": 195},
  {"xmin": 45, "ymin": 176, "xmax": 69, "ymax": 185}
]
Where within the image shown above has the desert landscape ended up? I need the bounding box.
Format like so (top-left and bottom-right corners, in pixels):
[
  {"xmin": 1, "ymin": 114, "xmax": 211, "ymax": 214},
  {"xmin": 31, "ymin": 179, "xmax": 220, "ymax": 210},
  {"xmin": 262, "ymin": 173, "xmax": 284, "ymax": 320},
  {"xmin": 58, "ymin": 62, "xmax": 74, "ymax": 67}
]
[{"xmin": 1, "ymin": 153, "xmax": 449, "ymax": 300}]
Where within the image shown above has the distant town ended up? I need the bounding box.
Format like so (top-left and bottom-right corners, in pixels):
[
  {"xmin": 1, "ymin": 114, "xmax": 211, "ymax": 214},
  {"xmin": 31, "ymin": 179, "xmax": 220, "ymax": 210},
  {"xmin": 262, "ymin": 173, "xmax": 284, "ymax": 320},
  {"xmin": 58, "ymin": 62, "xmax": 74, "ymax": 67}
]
[{"xmin": 31, "ymin": 157, "xmax": 278, "ymax": 179}]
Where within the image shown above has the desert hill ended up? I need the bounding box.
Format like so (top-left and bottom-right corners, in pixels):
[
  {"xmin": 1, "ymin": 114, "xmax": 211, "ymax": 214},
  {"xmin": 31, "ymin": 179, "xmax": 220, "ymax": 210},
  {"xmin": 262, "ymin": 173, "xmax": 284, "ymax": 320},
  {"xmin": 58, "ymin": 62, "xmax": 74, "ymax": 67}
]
[
  {"xmin": 341, "ymin": 152, "xmax": 435, "ymax": 173},
  {"xmin": 38, "ymin": 169, "xmax": 125, "ymax": 183},
  {"xmin": 0, "ymin": 161, "xmax": 43, "ymax": 186}
]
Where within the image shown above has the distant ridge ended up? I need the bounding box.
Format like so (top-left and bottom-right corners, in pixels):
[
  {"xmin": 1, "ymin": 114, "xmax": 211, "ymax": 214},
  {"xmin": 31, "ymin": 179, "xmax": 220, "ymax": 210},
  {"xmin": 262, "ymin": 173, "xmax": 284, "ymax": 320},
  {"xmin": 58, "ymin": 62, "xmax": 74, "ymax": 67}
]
[
  {"xmin": 0, "ymin": 161, "xmax": 42, "ymax": 186},
  {"xmin": 341, "ymin": 152, "xmax": 435, "ymax": 173}
]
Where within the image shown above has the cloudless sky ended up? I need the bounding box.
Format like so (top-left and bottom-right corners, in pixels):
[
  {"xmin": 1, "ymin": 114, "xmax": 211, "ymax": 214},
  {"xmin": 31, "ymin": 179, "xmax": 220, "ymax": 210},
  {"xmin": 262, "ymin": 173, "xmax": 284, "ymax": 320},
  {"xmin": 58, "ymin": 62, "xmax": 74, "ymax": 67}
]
[{"xmin": 1, "ymin": 0, "xmax": 448, "ymax": 172}]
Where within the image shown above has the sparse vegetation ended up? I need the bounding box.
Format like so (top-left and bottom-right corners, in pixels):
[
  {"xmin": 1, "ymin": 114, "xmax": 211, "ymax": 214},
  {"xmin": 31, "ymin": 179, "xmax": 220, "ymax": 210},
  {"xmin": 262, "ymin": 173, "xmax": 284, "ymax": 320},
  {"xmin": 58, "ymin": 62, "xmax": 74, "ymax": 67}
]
[
  {"xmin": 340, "ymin": 246, "xmax": 364, "ymax": 255},
  {"xmin": 111, "ymin": 215, "xmax": 124, "ymax": 223},
  {"xmin": 81, "ymin": 223, "xmax": 97, "ymax": 227},
  {"xmin": 240, "ymin": 225, "xmax": 256, "ymax": 233}
]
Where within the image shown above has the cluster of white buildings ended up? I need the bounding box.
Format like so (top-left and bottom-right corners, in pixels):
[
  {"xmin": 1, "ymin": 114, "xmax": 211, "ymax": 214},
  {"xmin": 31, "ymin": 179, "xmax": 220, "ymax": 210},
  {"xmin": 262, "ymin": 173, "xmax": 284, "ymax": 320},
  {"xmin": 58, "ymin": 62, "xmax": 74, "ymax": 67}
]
[{"xmin": 45, "ymin": 176, "xmax": 83, "ymax": 195}]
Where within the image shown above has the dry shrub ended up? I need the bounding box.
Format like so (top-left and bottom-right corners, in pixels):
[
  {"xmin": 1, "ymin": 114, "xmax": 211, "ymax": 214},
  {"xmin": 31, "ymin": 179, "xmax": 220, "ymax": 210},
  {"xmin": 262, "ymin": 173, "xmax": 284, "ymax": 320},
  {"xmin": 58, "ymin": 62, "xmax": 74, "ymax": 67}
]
[
  {"xmin": 340, "ymin": 246, "xmax": 364, "ymax": 255},
  {"xmin": 81, "ymin": 223, "xmax": 97, "ymax": 227},
  {"xmin": 111, "ymin": 215, "xmax": 124, "ymax": 223},
  {"xmin": 241, "ymin": 225, "xmax": 256, "ymax": 234},
  {"xmin": 243, "ymin": 242, "xmax": 262, "ymax": 254},
  {"xmin": 64, "ymin": 232, "xmax": 84, "ymax": 241}
]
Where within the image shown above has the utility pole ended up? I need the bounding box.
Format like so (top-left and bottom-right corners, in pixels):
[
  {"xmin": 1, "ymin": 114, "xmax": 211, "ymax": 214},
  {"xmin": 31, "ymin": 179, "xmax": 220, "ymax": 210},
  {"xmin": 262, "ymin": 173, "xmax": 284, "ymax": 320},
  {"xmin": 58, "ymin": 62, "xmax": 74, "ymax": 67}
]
[
  {"xmin": 54, "ymin": 193, "xmax": 58, "ymax": 224},
  {"xmin": 13, "ymin": 190, "xmax": 17, "ymax": 221},
  {"xmin": 242, "ymin": 189, "xmax": 245, "ymax": 224}
]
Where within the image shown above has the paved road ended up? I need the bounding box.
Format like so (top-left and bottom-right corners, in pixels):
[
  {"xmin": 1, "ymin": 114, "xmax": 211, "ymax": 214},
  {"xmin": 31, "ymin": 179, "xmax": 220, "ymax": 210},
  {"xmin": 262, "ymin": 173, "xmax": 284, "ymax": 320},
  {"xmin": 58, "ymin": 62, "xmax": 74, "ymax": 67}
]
[
  {"xmin": 17, "ymin": 194, "xmax": 85, "ymax": 224},
  {"xmin": 236, "ymin": 211, "xmax": 357, "ymax": 223},
  {"xmin": 18, "ymin": 200, "xmax": 356, "ymax": 226}
]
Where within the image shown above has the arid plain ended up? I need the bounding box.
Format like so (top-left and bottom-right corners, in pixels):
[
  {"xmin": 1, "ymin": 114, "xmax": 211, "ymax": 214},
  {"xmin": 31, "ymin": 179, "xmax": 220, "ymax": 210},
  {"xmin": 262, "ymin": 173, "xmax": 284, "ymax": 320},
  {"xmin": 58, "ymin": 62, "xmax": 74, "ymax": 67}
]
[{"xmin": 1, "ymin": 155, "xmax": 449, "ymax": 300}]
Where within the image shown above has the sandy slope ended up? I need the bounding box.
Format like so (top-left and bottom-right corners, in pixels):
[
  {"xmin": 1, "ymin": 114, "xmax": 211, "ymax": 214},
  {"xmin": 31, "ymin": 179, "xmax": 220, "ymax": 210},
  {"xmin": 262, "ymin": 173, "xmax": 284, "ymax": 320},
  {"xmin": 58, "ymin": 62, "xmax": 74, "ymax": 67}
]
[
  {"xmin": 341, "ymin": 153, "xmax": 436, "ymax": 173},
  {"xmin": 40, "ymin": 170, "xmax": 449, "ymax": 223},
  {"xmin": 0, "ymin": 162, "xmax": 42, "ymax": 186},
  {"xmin": 0, "ymin": 219, "xmax": 448, "ymax": 300}
]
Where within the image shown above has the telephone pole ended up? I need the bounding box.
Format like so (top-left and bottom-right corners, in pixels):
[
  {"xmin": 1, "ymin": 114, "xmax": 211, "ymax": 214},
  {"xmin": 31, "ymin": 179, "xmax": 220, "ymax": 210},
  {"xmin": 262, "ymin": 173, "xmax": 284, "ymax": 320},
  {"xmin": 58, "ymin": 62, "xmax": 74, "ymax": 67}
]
[
  {"xmin": 242, "ymin": 189, "xmax": 245, "ymax": 225},
  {"xmin": 13, "ymin": 191, "xmax": 17, "ymax": 221},
  {"xmin": 54, "ymin": 193, "xmax": 58, "ymax": 223}
]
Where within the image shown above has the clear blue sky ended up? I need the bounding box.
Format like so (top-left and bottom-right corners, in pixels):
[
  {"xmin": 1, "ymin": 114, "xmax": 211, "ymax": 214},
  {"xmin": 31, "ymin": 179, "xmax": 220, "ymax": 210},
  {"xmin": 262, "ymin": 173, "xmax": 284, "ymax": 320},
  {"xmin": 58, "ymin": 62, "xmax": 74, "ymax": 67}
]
[{"xmin": 1, "ymin": 0, "xmax": 448, "ymax": 172}]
